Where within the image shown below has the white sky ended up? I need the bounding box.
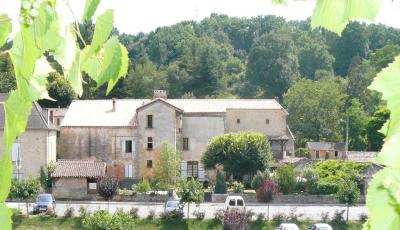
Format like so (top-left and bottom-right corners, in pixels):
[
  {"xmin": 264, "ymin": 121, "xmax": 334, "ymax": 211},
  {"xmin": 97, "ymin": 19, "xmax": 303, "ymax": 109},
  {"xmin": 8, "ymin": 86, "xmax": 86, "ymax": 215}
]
[{"xmin": 1, "ymin": 0, "xmax": 400, "ymax": 35}]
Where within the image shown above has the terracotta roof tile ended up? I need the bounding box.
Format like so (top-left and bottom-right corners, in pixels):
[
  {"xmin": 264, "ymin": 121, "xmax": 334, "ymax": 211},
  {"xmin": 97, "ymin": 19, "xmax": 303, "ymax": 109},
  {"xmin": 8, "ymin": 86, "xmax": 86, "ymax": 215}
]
[{"xmin": 52, "ymin": 160, "xmax": 106, "ymax": 178}]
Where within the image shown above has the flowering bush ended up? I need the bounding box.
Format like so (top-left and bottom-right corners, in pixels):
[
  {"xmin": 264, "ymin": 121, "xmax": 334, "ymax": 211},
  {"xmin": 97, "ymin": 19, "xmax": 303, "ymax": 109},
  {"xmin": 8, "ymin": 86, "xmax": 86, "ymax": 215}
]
[
  {"xmin": 223, "ymin": 208, "xmax": 249, "ymax": 230},
  {"xmin": 256, "ymin": 178, "xmax": 281, "ymax": 202}
]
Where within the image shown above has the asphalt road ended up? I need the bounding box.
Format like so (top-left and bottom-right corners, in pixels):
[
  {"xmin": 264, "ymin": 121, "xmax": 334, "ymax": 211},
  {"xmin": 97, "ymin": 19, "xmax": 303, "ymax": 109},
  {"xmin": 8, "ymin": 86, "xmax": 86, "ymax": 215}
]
[{"xmin": 7, "ymin": 201, "xmax": 367, "ymax": 221}]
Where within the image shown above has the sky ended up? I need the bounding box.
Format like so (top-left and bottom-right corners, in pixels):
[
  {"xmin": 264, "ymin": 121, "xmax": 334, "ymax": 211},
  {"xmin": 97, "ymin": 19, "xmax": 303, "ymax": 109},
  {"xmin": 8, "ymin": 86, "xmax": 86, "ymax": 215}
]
[{"xmin": 2, "ymin": 0, "xmax": 400, "ymax": 35}]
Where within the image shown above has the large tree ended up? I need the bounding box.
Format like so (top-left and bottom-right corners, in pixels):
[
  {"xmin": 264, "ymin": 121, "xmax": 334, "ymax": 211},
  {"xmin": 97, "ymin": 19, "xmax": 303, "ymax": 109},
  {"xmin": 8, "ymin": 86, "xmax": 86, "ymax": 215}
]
[
  {"xmin": 245, "ymin": 31, "xmax": 299, "ymax": 98},
  {"xmin": 346, "ymin": 99, "xmax": 369, "ymax": 151},
  {"xmin": 284, "ymin": 78, "xmax": 346, "ymax": 146},
  {"xmin": 201, "ymin": 131, "xmax": 273, "ymax": 178},
  {"xmin": 38, "ymin": 72, "xmax": 76, "ymax": 108},
  {"xmin": 366, "ymin": 108, "xmax": 390, "ymax": 151}
]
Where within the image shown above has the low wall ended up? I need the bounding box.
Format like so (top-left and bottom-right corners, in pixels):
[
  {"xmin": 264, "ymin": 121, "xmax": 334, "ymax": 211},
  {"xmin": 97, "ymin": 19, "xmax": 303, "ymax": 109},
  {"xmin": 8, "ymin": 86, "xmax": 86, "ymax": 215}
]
[
  {"xmin": 83, "ymin": 192, "xmax": 169, "ymax": 202},
  {"xmin": 212, "ymin": 193, "xmax": 365, "ymax": 204}
]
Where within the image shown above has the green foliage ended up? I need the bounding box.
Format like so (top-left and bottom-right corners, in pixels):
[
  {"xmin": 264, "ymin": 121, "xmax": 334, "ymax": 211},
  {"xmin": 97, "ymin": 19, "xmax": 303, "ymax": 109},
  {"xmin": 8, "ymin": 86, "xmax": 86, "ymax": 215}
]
[
  {"xmin": 0, "ymin": 14, "xmax": 11, "ymax": 47},
  {"xmin": 284, "ymin": 78, "xmax": 346, "ymax": 145},
  {"xmin": 302, "ymin": 167, "xmax": 319, "ymax": 194},
  {"xmin": 9, "ymin": 178, "xmax": 40, "ymax": 201},
  {"xmin": 294, "ymin": 148, "xmax": 311, "ymax": 158},
  {"xmin": 231, "ymin": 181, "xmax": 245, "ymax": 194},
  {"xmin": 215, "ymin": 171, "xmax": 227, "ymax": 194},
  {"xmin": 274, "ymin": 165, "xmax": 297, "ymax": 194},
  {"xmin": 134, "ymin": 178, "xmax": 151, "ymax": 193},
  {"xmin": 81, "ymin": 209, "xmax": 132, "ymax": 230},
  {"xmin": 336, "ymin": 179, "xmax": 360, "ymax": 206},
  {"xmin": 346, "ymin": 99, "xmax": 369, "ymax": 150},
  {"xmin": 251, "ymin": 170, "xmax": 268, "ymax": 190},
  {"xmin": 152, "ymin": 143, "xmax": 181, "ymax": 190},
  {"xmin": 370, "ymin": 44, "xmax": 400, "ymax": 72},
  {"xmin": 177, "ymin": 177, "xmax": 204, "ymax": 218},
  {"xmin": 366, "ymin": 108, "xmax": 390, "ymax": 151},
  {"xmin": 83, "ymin": 0, "xmax": 101, "ymax": 20},
  {"xmin": 202, "ymin": 131, "xmax": 273, "ymax": 177},
  {"xmin": 38, "ymin": 72, "xmax": 76, "ymax": 108}
]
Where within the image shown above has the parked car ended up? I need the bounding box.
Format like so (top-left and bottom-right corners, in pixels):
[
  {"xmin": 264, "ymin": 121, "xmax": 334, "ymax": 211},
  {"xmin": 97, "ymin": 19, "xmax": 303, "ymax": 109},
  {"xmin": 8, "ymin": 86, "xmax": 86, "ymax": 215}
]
[
  {"xmin": 224, "ymin": 195, "xmax": 246, "ymax": 210},
  {"xmin": 276, "ymin": 223, "xmax": 300, "ymax": 230},
  {"xmin": 164, "ymin": 200, "xmax": 183, "ymax": 214},
  {"xmin": 32, "ymin": 194, "xmax": 56, "ymax": 214},
  {"xmin": 308, "ymin": 223, "xmax": 333, "ymax": 230}
]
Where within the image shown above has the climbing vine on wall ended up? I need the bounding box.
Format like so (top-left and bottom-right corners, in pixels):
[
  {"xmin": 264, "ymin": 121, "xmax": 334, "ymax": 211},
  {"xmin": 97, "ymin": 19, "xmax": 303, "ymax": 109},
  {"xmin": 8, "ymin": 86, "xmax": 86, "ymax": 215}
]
[{"xmin": 0, "ymin": 0, "xmax": 128, "ymax": 228}]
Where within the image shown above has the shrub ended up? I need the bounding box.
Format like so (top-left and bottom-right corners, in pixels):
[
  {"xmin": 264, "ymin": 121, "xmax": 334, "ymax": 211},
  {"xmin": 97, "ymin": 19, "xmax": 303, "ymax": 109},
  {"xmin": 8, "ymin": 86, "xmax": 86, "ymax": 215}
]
[
  {"xmin": 336, "ymin": 179, "xmax": 361, "ymax": 221},
  {"xmin": 193, "ymin": 210, "xmax": 205, "ymax": 220},
  {"xmin": 110, "ymin": 209, "xmax": 132, "ymax": 229},
  {"xmin": 215, "ymin": 171, "xmax": 227, "ymax": 194},
  {"xmin": 320, "ymin": 211, "xmax": 330, "ymax": 222},
  {"xmin": 272, "ymin": 212, "xmax": 287, "ymax": 224},
  {"xmin": 119, "ymin": 188, "xmax": 133, "ymax": 196},
  {"xmin": 81, "ymin": 209, "xmax": 132, "ymax": 230},
  {"xmin": 256, "ymin": 178, "xmax": 281, "ymax": 203},
  {"xmin": 359, "ymin": 212, "xmax": 368, "ymax": 222},
  {"xmin": 78, "ymin": 206, "xmax": 89, "ymax": 218},
  {"xmin": 98, "ymin": 176, "xmax": 119, "ymax": 201},
  {"xmin": 331, "ymin": 209, "xmax": 345, "ymax": 224},
  {"xmin": 251, "ymin": 171, "xmax": 268, "ymax": 190},
  {"xmin": 135, "ymin": 178, "xmax": 151, "ymax": 193},
  {"xmin": 302, "ymin": 167, "xmax": 319, "ymax": 194},
  {"xmin": 232, "ymin": 181, "xmax": 245, "ymax": 194},
  {"xmin": 214, "ymin": 209, "xmax": 225, "ymax": 221},
  {"xmin": 160, "ymin": 210, "xmax": 184, "ymax": 220},
  {"xmin": 44, "ymin": 208, "xmax": 57, "ymax": 217},
  {"xmin": 274, "ymin": 164, "xmax": 297, "ymax": 194},
  {"xmin": 223, "ymin": 208, "xmax": 249, "ymax": 230},
  {"xmin": 287, "ymin": 208, "xmax": 303, "ymax": 222},
  {"xmin": 147, "ymin": 210, "xmax": 156, "ymax": 219},
  {"xmin": 256, "ymin": 213, "xmax": 265, "ymax": 221},
  {"xmin": 245, "ymin": 209, "xmax": 255, "ymax": 221},
  {"xmin": 129, "ymin": 207, "xmax": 139, "ymax": 219},
  {"xmin": 64, "ymin": 207, "xmax": 74, "ymax": 218},
  {"xmin": 295, "ymin": 148, "xmax": 311, "ymax": 158}
]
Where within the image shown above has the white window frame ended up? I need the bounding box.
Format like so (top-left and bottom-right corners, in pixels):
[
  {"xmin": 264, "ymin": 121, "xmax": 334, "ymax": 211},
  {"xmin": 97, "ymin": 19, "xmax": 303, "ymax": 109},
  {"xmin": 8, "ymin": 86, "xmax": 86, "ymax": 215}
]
[{"xmin": 125, "ymin": 163, "xmax": 133, "ymax": 178}]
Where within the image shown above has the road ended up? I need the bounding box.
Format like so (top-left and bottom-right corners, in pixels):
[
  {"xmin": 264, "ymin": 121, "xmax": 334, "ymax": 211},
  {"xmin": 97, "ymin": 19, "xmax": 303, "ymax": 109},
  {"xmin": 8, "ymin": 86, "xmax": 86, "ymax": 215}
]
[{"xmin": 7, "ymin": 201, "xmax": 367, "ymax": 221}]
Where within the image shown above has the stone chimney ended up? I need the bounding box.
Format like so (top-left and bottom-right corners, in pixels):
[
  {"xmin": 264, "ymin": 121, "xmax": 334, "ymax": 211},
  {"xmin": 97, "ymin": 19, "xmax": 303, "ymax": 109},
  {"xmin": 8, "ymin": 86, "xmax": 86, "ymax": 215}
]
[
  {"xmin": 112, "ymin": 98, "xmax": 116, "ymax": 112},
  {"xmin": 153, "ymin": 90, "xmax": 167, "ymax": 99}
]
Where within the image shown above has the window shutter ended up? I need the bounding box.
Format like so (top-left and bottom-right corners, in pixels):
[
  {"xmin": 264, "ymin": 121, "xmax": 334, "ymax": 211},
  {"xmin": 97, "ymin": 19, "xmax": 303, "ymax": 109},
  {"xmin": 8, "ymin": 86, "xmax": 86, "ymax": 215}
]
[
  {"xmin": 121, "ymin": 140, "xmax": 126, "ymax": 154},
  {"xmin": 181, "ymin": 160, "xmax": 187, "ymax": 178},
  {"xmin": 131, "ymin": 141, "xmax": 135, "ymax": 157},
  {"xmin": 129, "ymin": 164, "xmax": 133, "ymax": 178},
  {"xmin": 124, "ymin": 164, "xmax": 129, "ymax": 178},
  {"xmin": 198, "ymin": 163, "xmax": 205, "ymax": 181},
  {"xmin": 11, "ymin": 143, "xmax": 20, "ymax": 162}
]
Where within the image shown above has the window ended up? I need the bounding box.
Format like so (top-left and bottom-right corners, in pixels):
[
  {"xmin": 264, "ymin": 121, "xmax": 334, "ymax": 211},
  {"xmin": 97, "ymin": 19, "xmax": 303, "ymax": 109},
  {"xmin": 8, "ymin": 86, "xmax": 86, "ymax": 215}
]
[
  {"xmin": 49, "ymin": 110, "xmax": 54, "ymax": 123},
  {"xmin": 147, "ymin": 160, "xmax": 153, "ymax": 168},
  {"xmin": 147, "ymin": 115, "xmax": 153, "ymax": 128},
  {"xmin": 56, "ymin": 118, "xmax": 60, "ymax": 126},
  {"xmin": 125, "ymin": 140, "xmax": 132, "ymax": 153},
  {"xmin": 147, "ymin": 137, "xmax": 153, "ymax": 150},
  {"xmin": 229, "ymin": 199, "xmax": 235, "ymax": 206},
  {"xmin": 236, "ymin": 118, "xmax": 240, "ymax": 124},
  {"xmin": 237, "ymin": 199, "xmax": 244, "ymax": 206},
  {"xmin": 316, "ymin": 150, "xmax": 320, "ymax": 159},
  {"xmin": 183, "ymin": 138, "xmax": 189, "ymax": 150},
  {"xmin": 334, "ymin": 151, "xmax": 339, "ymax": 158},
  {"xmin": 125, "ymin": 164, "xmax": 133, "ymax": 178},
  {"xmin": 266, "ymin": 119, "xmax": 270, "ymax": 124},
  {"xmin": 187, "ymin": 161, "xmax": 198, "ymax": 178}
]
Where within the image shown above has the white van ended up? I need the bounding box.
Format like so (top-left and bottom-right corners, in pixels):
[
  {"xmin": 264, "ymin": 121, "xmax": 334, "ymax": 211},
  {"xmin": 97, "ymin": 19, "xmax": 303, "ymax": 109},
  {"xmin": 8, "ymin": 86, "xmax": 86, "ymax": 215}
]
[{"xmin": 224, "ymin": 195, "xmax": 246, "ymax": 210}]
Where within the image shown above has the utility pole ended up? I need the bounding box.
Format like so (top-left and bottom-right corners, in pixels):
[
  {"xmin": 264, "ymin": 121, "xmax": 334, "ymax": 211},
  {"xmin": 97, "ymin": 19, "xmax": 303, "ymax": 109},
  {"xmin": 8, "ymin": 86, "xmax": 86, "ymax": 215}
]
[{"xmin": 344, "ymin": 116, "xmax": 349, "ymax": 160}]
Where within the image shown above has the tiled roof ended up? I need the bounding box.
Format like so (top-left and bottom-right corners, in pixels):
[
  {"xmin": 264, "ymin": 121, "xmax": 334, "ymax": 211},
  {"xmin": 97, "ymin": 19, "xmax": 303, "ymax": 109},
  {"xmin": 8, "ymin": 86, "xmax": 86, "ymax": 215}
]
[
  {"xmin": 347, "ymin": 151, "xmax": 379, "ymax": 163},
  {"xmin": 306, "ymin": 142, "xmax": 345, "ymax": 151},
  {"xmin": 0, "ymin": 94, "xmax": 58, "ymax": 130},
  {"xmin": 61, "ymin": 98, "xmax": 285, "ymax": 127},
  {"xmin": 52, "ymin": 160, "xmax": 106, "ymax": 178}
]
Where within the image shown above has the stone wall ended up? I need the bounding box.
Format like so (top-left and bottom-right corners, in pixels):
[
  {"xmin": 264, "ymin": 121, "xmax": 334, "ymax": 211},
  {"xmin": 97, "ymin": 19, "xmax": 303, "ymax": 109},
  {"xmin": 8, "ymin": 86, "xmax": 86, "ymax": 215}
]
[
  {"xmin": 53, "ymin": 178, "xmax": 87, "ymax": 200},
  {"xmin": 211, "ymin": 193, "xmax": 366, "ymax": 204}
]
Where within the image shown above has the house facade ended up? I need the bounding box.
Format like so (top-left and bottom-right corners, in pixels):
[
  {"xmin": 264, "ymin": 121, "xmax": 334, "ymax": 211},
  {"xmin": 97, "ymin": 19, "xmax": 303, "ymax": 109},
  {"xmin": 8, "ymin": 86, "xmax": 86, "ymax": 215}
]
[
  {"xmin": 59, "ymin": 90, "xmax": 295, "ymax": 182},
  {"xmin": 0, "ymin": 94, "xmax": 58, "ymax": 179},
  {"xmin": 306, "ymin": 142, "xmax": 345, "ymax": 160}
]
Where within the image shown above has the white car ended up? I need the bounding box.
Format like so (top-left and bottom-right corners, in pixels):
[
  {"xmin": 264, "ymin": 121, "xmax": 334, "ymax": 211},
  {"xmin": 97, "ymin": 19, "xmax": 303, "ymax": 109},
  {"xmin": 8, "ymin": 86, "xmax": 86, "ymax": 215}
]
[
  {"xmin": 309, "ymin": 223, "xmax": 333, "ymax": 230},
  {"xmin": 224, "ymin": 195, "xmax": 245, "ymax": 210},
  {"xmin": 164, "ymin": 200, "xmax": 182, "ymax": 213},
  {"xmin": 276, "ymin": 223, "xmax": 300, "ymax": 230}
]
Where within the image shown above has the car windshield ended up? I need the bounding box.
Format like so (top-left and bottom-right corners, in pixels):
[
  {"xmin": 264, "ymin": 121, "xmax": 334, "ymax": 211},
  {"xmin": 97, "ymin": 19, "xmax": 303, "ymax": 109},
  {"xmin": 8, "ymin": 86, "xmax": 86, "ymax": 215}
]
[
  {"xmin": 167, "ymin": 201, "xmax": 179, "ymax": 207},
  {"xmin": 36, "ymin": 195, "xmax": 52, "ymax": 202}
]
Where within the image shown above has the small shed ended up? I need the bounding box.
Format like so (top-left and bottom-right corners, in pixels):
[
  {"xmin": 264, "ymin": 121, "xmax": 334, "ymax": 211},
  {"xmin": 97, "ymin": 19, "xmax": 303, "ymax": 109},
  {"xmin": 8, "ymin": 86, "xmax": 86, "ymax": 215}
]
[
  {"xmin": 306, "ymin": 142, "xmax": 345, "ymax": 160},
  {"xmin": 52, "ymin": 160, "xmax": 106, "ymax": 199}
]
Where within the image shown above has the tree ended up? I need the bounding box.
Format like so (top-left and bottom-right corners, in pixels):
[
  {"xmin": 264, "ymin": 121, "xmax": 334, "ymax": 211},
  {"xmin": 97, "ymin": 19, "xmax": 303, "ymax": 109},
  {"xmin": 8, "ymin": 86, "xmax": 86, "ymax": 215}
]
[
  {"xmin": 284, "ymin": 79, "xmax": 346, "ymax": 146},
  {"xmin": 346, "ymin": 99, "xmax": 369, "ymax": 151},
  {"xmin": 370, "ymin": 44, "xmax": 400, "ymax": 72},
  {"xmin": 9, "ymin": 178, "xmax": 40, "ymax": 216},
  {"xmin": 39, "ymin": 162, "xmax": 55, "ymax": 193},
  {"xmin": 251, "ymin": 170, "xmax": 269, "ymax": 190},
  {"xmin": 245, "ymin": 31, "xmax": 299, "ymax": 98},
  {"xmin": 98, "ymin": 176, "xmax": 119, "ymax": 207},
  {"xmin": 152, "ymin": 143, "xmax": 181, "ymax": 190},
  {"xmin": 215, "ymin": 171, "xmax": 228, "ymax": 194},
  {"xmin": 176, "ymin": 178, "xmax": 204, "ymax": 219},
  {"xmin": 256, "ymin": 178, "xmax": 281, "ymax": 203},
  {"xmin": 201, "ymin": 131, "xmax": 273, "ymax": 178},
  {"xmin": 366, "ymin": 108, "xmax": 390, "ymax": 151},
  {"xmin": 336, "ymin": 179, "xmax": 360, "ymax": 221},
  {"xmin": 274, "ymin": 164, "xmax": 297, "ymax": 194},
  {"xmin": 38, "ymin": 72, "xmax": 76, "ymax": 108}
]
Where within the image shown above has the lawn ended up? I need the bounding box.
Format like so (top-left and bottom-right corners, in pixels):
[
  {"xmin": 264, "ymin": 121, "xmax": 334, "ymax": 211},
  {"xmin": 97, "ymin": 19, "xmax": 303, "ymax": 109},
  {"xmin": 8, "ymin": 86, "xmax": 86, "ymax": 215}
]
[{"xmin": 12, "ymin": 214, "xmax": 363, "ymax": 230}]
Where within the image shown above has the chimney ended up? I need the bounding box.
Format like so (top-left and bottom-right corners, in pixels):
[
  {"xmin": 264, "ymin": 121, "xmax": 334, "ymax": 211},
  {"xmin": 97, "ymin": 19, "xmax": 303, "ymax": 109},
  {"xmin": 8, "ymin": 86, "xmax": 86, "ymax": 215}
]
[
  {"xmin": 153, "ymin": 90, "xmax": 167, "ymax": 99},
  {"xmin": 112, "ymin": 98, "xmax": 116, "ymax": 112}
]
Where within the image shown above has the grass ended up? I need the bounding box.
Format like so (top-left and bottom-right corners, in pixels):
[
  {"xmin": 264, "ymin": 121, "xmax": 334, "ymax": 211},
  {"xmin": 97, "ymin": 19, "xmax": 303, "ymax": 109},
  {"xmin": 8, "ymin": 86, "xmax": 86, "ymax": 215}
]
[{"xmin": 12, "ymin": 213, "xmax": 363, "ymax": 230}]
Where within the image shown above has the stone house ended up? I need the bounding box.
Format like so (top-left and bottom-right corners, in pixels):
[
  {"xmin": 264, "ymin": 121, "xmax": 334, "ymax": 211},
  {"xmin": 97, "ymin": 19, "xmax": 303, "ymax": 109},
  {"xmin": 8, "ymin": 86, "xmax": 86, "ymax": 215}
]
[
  {"xmin": 306, "ymin": 142, "xmax": 345, "ymax": 160},
  {"xmin": 59, "ymin": 90, "xmax": 295, "ymax": 182},
  {"xmin": 0, "ymin": 94, "xmax": 58, "ymax": 179},
  {"xmin": 52, "ymin": 160, "xmax": 106, "ymax": 199},
  {"xmin": 42, "ymin": 107, "xmax": 68, "ymax": 128}
]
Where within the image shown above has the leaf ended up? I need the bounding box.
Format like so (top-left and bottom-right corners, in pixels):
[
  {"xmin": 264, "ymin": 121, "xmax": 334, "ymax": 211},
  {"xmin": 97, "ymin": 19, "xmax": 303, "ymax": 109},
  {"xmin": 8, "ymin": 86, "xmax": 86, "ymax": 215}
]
[
  {"xmin": 0, "ymin": 150, "xmax": 12, "ymax": 202},
  {"xmin": 83, "ymin": 0, "xmax": 101, "ymax": 20},
  {"xmin": 87, "ymin": 9, "xmax": 114, "ymax": 56},
  {"xmin": 66, "ymin": 50, "xmax": 83, "ymax": 96},
  {"xmin": 0, "ymin": 14, "xmax": 12, "ymax": 47},
  {"xmin": 369, "ymin": 56, "xmax": 400, "ymax": 167},
  {"xmin": 33, "ymin": 1, "xmax": 59, "ymax": 51},
  {"xmin": 106, "ymin": 43, "xmax": 129, "ymax": 94},
  {"xmin": 0, "ymin": 203, "xmax": 12, "ymax": 229},
  {"xmin": 311, "ymin": 0, "xmax": 384, "ymax": 35},
  {"xmin": 53, "ymin": 25, "xmax": 77, "ymax": 71},
  {"xmin": 29, "ymin": 58, "xmax": 54, "ymax": 101},
  {"xmin": 366, "ymin": 168, "xmax": 400, "ymax": 229}
]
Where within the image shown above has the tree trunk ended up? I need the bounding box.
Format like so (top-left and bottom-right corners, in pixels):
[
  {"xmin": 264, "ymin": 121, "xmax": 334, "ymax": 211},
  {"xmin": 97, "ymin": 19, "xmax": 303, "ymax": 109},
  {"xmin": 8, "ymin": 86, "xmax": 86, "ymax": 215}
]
[
  {"xmin": 346, "ymin": 205, "xmax": 349, "ymax": 222},
  {"xmin": 187, "ymin": 203, "xmax": 190, "ymax": 219},
  {"xmin": 267, "ymin": 204, "xmax": 269, "ymax": 220},
  {"xmin": 26, "ymin": 201, "xmax": 29, "ymax": 217}
]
